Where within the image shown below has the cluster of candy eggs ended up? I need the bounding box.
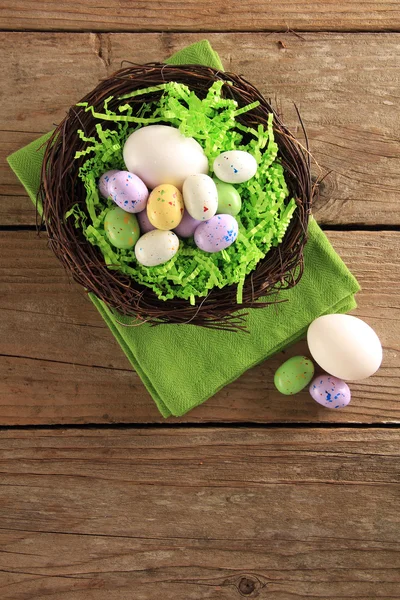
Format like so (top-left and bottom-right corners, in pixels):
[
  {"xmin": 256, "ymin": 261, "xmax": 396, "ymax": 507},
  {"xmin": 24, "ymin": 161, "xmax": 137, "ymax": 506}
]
[
  {"xmin": 274, "ymin": 314, "xmax": 383, "ymax": 410},
  {"xmin": 99, "ymin": 125, "xmax": 258, "ymax": 267}
]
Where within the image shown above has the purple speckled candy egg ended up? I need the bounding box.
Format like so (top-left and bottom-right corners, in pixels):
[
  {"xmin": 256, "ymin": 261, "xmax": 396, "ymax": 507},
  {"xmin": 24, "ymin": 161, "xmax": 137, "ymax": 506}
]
[
  {"xmin": 98, "ymin": 169, "xmax": 119, "ymax": 199},
  {"xmin": 108, "ymin": 171, "xmax": 149, "ymax": 213},
  {"xmin": 309, "ymin": 375, "xmax": 351, "ymax": 409},
  {"xmin": 174, "ymin": 210, "xmax": 201, "ymax": 238},
  {"xmin": 194, "ymin": 214, "xmax": 238, "ymax": 253},
  {"xmin": 137, "ymin": 209, "xmax": 156, "ymax": 234}
]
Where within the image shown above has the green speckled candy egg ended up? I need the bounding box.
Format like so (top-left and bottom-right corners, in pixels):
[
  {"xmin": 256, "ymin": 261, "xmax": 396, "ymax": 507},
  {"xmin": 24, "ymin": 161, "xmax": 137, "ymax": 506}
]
[
  {"xmin": 274, "ymin": 356, "xmax": 315, "ymax": 395},
  {"xmin": 104, "ymin": 207, "xmax": 140, "ymax": 249},
  {"xmin": 213, "ymin": 177, "xmax": 242, "ymax": 216}
]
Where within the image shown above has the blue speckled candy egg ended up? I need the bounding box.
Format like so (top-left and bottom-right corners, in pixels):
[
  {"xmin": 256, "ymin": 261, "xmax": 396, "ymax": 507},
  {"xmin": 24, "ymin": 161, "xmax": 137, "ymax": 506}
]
[
  {"xmin": 194, "ymin": 214, "xmax": 239, "ymax": 253},
  {"xmin": 98, "ymin": 169, "xmax": 119, "ymax": 199},
  {"xmin": 309, "ymin": 375, "xmax": 351, "ymax": 409},
  {"xmin": 213, "ymin": 151, "xmax": 257, "ymax": 184},
  {"xmin": 108, "ymin": 170, "xmax": 149, "ymax": 213}
]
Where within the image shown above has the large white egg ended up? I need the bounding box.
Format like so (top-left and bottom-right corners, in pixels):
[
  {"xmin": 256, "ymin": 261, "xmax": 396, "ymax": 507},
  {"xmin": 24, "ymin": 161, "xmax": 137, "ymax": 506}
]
[
  {"xmin": 307, "ymin": 314, "xmax": 382, "ymax": 380},
  {"xmin": 123, "ymin": 125, "xmax": 209, "ymax": 190},
  {"xmin": 135, "ymin": 230, "xmax": 179, "ymax": 267},
  {"xmin": 183, "ymin": 174, "xmax": 218, "ymax": 221},
  {"xmin": 213, "ymin": 150, "xmax": 257, "ymax": 184}
]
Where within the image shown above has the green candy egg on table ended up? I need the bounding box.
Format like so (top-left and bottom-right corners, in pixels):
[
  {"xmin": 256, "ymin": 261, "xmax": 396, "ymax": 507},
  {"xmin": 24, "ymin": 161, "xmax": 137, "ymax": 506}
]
[
  {"xmin": 274, "ymin": 355, "xmax": 315, "ymax": 395},
  {"xmin": 213, "ymin": 177, "xmax": 242, "ymax": 216},
  {"xmin": 104, "ymin": 206, "xmax": 140, "ymax": 249}
]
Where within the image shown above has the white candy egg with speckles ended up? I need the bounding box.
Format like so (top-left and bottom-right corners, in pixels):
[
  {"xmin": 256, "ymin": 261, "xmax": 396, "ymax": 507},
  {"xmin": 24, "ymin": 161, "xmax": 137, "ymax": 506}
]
[
  {"xmin": 213, "ymin": 150, "xmax": 257, "ymax": 184},
  {"xmin": 135, "ymin": 230, "xmax": 179, "ymax": 267},
  {"xmin": 183, "ymin": 174, "xmax": 218, "ymax": 221},
  {"xmin": 194, "ymin": 214, "xmax": 238, "ymax": 253}
]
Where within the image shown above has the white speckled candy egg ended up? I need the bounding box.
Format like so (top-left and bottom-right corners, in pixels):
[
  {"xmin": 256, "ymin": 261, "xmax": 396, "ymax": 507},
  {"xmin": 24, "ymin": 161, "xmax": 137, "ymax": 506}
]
[
  {"xmin": 107, "ymin": 171, "xmax": 149, "ymax": 213},
  {"xmin": 307, "ymin": 314, "xmax": 383, "ymax": 380},
  {"xmin": 123, "ymin": 125, "xmax": 209, "ymax": 190},
  {"xmin": 135, "ymin": 230, "xmax": 179, "ymax": 267},
  {"xmin": 194, "ymin": 214, "xmax": 239, "ymax": 253},
  {"xmin": 309, "ymin": 375, "xmax": 351, "ymax": 409},
  {"xmin": 182, "ymin": 174, "xmax": 218, "ymax": 221},
  {"xmin": 98, "ymin": 169, "xmax": 119, "ymax": 199},
  {"xmin": 213, "ymin": 150, "xmax": 257, "ymax": 184},
  {"xmin": 174, "ymin": 210, "xmax": 201, "ymax": 238},
  {"xmin": 147, "ymin": 184, "xmax": 184, "ymax": 230}
]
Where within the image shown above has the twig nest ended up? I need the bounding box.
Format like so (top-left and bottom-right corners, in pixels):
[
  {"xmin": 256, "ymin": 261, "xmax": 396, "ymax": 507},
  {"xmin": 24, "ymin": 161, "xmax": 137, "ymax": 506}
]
[{"xmin": 39, "ymin": 64, "xmax": 312, "ymax": 329}]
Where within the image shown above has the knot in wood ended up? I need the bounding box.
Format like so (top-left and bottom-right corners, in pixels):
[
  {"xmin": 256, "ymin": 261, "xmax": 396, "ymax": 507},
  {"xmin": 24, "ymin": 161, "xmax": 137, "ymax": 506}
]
[{"xmin": 238, "ymin": 576, "xmax": 257, "ymax": 595}]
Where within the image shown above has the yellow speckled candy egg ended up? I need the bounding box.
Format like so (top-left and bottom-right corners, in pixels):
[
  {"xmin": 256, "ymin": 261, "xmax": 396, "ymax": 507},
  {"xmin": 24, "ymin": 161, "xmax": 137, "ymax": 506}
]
[{"xmin": 147, "ymin": 184, "xmax": 184, "ymax": 230}]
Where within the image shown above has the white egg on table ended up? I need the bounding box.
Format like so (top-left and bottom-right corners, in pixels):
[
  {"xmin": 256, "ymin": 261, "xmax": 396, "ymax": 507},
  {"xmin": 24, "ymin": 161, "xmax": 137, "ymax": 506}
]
[
  {"xmin": 135, "ymin": 230, "xmax": 179, "ymax": 267},
  {"xmin": 307, "ymin": 314, "xmax": 382, "ymax": 380},
  {"xmin": 123, "ymin": 125, "xmax": 209, "ymax": 190},
  {"xmin": 182, "ymin": 174, "xmax": 218, "ymax": 221},
  {"xmin": 213, "ymin": 150, "xmax": 257, "ymax": 184}
]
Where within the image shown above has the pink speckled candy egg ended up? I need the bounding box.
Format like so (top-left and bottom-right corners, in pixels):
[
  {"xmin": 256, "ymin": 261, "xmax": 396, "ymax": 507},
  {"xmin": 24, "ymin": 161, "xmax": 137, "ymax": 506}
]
[
  {"xmin": 309, "ymin": 375, "xmax": 351, "ymax": 409},
  {"xmin": 174, "ymin": 210, "xmax": 201, "ymax": 238},
  {"xmin": 137, "ymin": 209, "xmax": 156, "ymax": 234},
  {"xmin": 108, "ymin": 171, "xmax": 149, "ymax": 213},
  {"xmin": 194, "ymin": 214, "xmax": 238, "ymax": 253},
  {"xmin": 98, "ymin": 169, "xmax": 119, "ymax": 199}
]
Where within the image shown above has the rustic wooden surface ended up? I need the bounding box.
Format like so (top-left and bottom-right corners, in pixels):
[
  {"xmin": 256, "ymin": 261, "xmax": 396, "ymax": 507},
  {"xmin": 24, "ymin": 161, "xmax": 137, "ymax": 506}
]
[
  {"xmin": 1, "ymin": 4, "xmax": 400, "ymax": 598},
  {"xmin": 1, "ymin": 1, "xmax": 400, "ymax": 32},
  {"xmin": 0, "ymin": 428, "xmax": 399, "ymax": 600}
]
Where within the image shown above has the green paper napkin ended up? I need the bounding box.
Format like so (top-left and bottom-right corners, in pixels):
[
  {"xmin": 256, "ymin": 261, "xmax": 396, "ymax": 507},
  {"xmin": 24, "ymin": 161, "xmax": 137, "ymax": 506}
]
[{"xmin": 7, "ymin": 40, "xmax": 360, "ymax": 417}]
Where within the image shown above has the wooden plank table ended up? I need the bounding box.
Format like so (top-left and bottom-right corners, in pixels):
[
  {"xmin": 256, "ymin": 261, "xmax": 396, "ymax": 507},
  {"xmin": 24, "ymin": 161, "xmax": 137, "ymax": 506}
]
[{"xmin": 1, "ymin": 4, "xmax": 399, "ymax": 598}]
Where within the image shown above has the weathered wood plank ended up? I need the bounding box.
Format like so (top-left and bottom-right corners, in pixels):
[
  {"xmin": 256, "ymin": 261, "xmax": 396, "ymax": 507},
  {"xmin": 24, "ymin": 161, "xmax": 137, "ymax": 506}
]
[
  {"xmin": 0, "ymin": 428, "xmax": 399, "ymax": 599},
  {"xmin": 0, "ymin": 230, "xmax": 398, "ymax": 425},
  {"xmin": 1, "ymin": 0, "xmax": 400, "ymax": 32},
  {"xmin": 2, "ymin": 32, "xmax": 400, "ymax": 225}
]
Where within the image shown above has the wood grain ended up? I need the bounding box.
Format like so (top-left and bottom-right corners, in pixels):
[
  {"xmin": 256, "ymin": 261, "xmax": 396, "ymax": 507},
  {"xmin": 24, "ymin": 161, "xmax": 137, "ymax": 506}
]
[
  {"xmin": 0, "ymin": 230, "xmax": 398, "ymax": 425},
  {"xmin": 2, "ymin": 32, "xmax": 400, "ymax": 225},
  {"xmin": 0, "ymin": 428, "xmax": 399, "ymax": 599},
  {"xmin": 1, "ymin": 0, "xmax": 400, "ymax": 32}
]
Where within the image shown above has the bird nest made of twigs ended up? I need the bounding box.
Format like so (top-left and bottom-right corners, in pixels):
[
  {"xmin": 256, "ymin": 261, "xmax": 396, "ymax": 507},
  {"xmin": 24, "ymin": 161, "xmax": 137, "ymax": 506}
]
[{"xmin": 39, "ymin": 63, "xmax": 312, "ymax": 331}]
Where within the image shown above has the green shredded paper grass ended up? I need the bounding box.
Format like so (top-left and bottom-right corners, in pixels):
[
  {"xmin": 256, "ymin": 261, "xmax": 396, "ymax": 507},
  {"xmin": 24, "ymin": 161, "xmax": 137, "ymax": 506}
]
[{"xmin": 66, "ymin": 81, "xmax": 296, "ymax": 303}]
